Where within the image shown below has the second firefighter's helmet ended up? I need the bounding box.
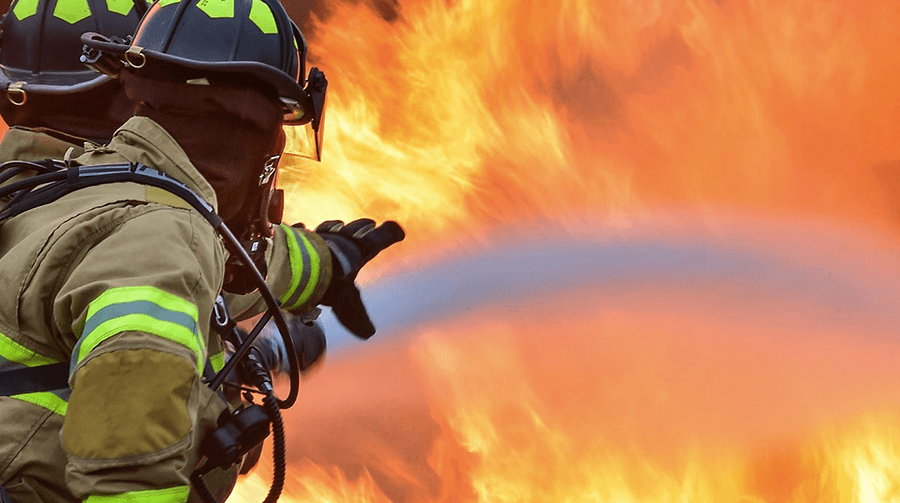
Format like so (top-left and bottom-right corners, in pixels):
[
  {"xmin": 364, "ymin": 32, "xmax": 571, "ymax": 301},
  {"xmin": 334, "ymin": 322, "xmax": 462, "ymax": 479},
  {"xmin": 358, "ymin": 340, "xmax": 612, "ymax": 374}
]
[
  {"xmin": 81, "ymin": 0, "xmax": 327, "ymax": 130},
  {"xmin": 0, "ymin": 0, "xmax": 148, "ymax": 103}
]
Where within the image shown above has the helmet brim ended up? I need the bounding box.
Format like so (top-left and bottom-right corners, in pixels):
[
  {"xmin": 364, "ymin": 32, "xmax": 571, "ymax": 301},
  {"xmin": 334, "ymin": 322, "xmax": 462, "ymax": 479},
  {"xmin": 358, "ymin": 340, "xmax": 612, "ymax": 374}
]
[
  {"xmin": 0, "ymin": 65, "xmax": 113, "ymax": 95},
  {"xmin": 81, "ymin": 33, "xmax": 306, "ymax": 102}
]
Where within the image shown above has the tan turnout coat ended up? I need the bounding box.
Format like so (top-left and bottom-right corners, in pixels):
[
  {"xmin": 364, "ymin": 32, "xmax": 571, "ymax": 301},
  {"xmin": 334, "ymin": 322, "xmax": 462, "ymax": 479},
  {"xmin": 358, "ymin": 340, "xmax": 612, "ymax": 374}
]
[{"xmin": 0, "ymin": 118, "xmax": 331, "ymax": 502}]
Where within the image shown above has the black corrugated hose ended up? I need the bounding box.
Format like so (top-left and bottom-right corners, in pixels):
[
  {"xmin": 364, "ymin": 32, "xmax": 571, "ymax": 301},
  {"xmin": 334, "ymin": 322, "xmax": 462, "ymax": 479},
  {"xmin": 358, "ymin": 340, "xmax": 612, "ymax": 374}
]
[
  {"xmin": 261, "ymin": 391, "xmax": 286, "ymax": 503},
  {"xmin": 191, "ymin": 390, "xmax": 286, "ymax": 503}
]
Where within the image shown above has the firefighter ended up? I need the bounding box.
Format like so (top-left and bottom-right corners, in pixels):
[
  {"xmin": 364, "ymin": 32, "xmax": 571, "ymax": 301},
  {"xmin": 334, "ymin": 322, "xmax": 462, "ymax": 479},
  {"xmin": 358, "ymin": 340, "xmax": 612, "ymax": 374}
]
[
  {"xmin": 0, "ymin": 0, "xmax": 403, "ymax": 502},
  {"xmin": 0, "ymin": 0, "xmax": 328, "ymax": 380},
  {"xmin": 0, "ymin": 0, "xmax": 147, "ymax": 162}
]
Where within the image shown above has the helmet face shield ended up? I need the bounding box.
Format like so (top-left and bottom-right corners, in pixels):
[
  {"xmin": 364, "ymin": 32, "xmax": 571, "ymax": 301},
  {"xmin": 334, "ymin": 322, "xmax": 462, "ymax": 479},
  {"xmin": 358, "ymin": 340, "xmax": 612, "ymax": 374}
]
[
  {"xmin": 281, "ymin": 67, "xmax": 327, "ymax": 161},
  {"xmin": 281, "ymin": 98, "xmax": 310, "ymax": 125},
  {"xmin": 284, "ymin": 121, "xmax": 321, "ymax": 162}
]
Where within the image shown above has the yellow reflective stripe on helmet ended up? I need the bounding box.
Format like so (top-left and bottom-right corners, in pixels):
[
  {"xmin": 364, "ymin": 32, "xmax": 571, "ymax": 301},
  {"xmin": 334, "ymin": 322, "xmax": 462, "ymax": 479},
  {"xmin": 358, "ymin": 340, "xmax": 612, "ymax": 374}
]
[
  {"xmin": 196, "ymin": 0, "xmax": 234, "ymax": 18},
  {"xmin": 158, "ymin": 0, "xmax": 180, "ymax": 6},
  {"xmin": 12, "ymin": 0, "xmax": 40, "ymax": 20},
  {"xmin": 279, "ymin": 224, "xmax": 322, "ymax": 312},
  {"xmin": 208, "ymin": 350, "xmax": 225, "ymax": 373},
  {"xmin": 106, "ymin": 0, "xmax": 134, "ymax": 15},
  {"xmin": 11, "ymin": 392, "xmax": 68, "ymax": 416},
  {"xmin": 248, "ymin": 0, "xmax": 277, "ymax": 34},
  {"xmin": 53, "ymin": 0, "xmax": 92, "ymax": 24},
  {"xmin": 84, "ymin": 486, "xmax": 190, "ymax": 502},
  {"xmin": 74, "ymin": 286, "xmax": 204, "ymax": 371}
]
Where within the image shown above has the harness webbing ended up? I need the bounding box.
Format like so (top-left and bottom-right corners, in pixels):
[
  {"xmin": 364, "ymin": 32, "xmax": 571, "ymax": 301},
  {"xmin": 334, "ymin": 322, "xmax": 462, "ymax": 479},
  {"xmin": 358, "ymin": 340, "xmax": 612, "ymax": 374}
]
[{"xmin": 0, "ymin": 362, "xmax": 68, "ymax": 395}]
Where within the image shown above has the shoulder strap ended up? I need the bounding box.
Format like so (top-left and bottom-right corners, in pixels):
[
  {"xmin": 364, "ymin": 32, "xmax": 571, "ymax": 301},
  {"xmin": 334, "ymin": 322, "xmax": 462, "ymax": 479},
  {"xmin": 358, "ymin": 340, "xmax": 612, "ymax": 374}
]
[
  {"xmin": 0, "ymin": 161, "xmax": 222, "ymax": 228},
  {"xmin": 0, "ymin": 362, "xmax": 69, "ymax": 395}
]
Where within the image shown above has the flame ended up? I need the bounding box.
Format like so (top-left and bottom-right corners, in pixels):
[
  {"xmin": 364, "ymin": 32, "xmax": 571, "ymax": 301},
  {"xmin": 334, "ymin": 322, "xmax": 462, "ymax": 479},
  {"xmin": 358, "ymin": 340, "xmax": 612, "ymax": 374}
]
[
  {"xmin": 278, "ymin": 0, "xmax": 900, "ymax": 247},
  {"xmin": 229, "ymin": 285, "xmax": 900, "ymax": 502},
  {"xmin": 234, "ymin": 0, "xmax": 900, "ymax": 500},
  {"xmin": 229, "ymin": 0, "xmax": 900, "ymax": 501},
  {"xmin": 3, "ymin": 0, "xmax": 898, "ymax": 498}
]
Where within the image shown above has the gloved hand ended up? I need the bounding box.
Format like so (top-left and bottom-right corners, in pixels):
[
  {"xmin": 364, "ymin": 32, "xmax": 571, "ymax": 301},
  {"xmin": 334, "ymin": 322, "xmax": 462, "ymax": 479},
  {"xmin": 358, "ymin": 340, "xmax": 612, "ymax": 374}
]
[
  {"xmin": 314, "ymin": 219, "xmax": 405, "ymax": 338},
  {"xmin": 253, "ymin": 314, "xmax": 327, "ymax": 373}
]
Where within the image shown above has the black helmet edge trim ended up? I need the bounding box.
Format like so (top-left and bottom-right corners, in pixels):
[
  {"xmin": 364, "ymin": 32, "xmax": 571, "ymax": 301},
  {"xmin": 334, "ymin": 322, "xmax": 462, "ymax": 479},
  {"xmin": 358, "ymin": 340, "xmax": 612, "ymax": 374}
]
[
  {"xmin": 0, "ymin": 72, "xmax": 113, "ymax": 95},
  {"xmin": 81, "ymin": 35, "xmax": 305, "ymax": 101}
]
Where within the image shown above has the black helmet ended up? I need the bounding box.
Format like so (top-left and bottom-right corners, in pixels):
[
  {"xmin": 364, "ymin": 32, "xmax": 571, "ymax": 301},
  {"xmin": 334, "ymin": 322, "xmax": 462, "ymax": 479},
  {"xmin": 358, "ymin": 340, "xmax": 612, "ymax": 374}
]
[
  {"xmin": 0, "ymin": 0, "xmax": 148, "ymax": 104},
  {"xmin": 81, "ymin": 0, "xmax": 327, "ymax": 134}
]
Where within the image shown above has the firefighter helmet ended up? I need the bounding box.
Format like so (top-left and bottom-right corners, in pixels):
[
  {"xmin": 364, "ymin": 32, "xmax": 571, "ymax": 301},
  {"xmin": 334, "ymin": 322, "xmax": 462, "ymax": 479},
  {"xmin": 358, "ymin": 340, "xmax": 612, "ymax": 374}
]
[
  {"xmin": 81, "ymin": 0, "xmax": 326, "ymax": 129},
  {"xmin": 0, "ymin": 0, "xmax": 148, "ymax": 103}
]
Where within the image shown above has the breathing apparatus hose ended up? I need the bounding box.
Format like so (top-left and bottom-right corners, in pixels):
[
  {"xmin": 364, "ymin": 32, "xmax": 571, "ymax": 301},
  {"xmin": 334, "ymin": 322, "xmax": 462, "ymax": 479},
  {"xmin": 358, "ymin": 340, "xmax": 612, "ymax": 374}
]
[
  {"xmin": 261, "ymin": 392, "xmax": 287, "ymax": 503},
  {"xmin": 190, "ymin": 389, "xmax": 286, "ymax": 503}
]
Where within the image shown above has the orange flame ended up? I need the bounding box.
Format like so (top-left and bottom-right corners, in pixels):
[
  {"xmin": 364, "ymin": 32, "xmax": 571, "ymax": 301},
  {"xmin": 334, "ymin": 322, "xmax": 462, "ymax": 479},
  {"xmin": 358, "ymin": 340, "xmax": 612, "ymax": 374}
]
[
  {"xmin": 278, "ymin": 0, "xmax": 900, "ymax": 245},
  {"xmin": 5, "ymin": 0, "xmax": 900, "ymax": 498},
  {"xmin": 230, "ymin": 285, "xmax": 900, "ymax": 502},
  {"xmin": 231, "ymin": 0, "xmax": 900, "ymax": 501}
]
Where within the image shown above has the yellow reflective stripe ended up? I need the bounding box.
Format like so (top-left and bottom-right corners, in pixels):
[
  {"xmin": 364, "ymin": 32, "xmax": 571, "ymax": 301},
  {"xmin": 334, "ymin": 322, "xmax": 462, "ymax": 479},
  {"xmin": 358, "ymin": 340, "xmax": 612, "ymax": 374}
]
[
  {"xmin": 75, "ymin": 286, "xmax": 204, "ymax": 371},
  {"xmin": 12, "ymin": 0, "xmax": 40, "ymax": 20},
  {"xmin": 285, "ymin": 231, "xmax": 321, "ymax": 311},
  {"xmin": 208, "ymin": 351, "xmax": 225, "ymax": 373},
  {"xmin": 196, "ymin": 0, "xmax": 233, "ymax": 18},
  {"xmin": 279, "ymin": 223, "xmax": 304, "ymax": 305},
  {"xmin": 248, "ymin": 0, "xmax": 277, "ymax": 34},
  {"xmin": 53, "ymin": 0, "xmax": 92, "ymax": 23},
  {"xmin": 158, "ymin": 0, "xmax": 180, "ymax": 6},
  {"xmin": 85, "ymin": 286, "xmax": 198, "ymax": 324},
  {"xmin": 85, "ymin": 486, "xmax": 190, "ymax": 502},
  {"xmin": 78, "ymin": 314, "xmax": 203, "ymax": 370},
  {"xmin": 11, "ymin": 393, "xmax": 67, "ymax": 416},
  {"xmin": 0, "ymin": 332, "xmax": 69, "ymax": 416},
  {"xmin": 0, "ymin": 332, "xmax": 58, "ymax": 367}
]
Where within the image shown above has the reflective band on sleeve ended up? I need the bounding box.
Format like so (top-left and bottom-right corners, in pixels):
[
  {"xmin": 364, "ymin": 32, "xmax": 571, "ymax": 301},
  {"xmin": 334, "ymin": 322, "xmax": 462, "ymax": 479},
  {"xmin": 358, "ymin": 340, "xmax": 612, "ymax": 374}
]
[
  {"xmin": 0, "ymin": 332, "xmax": 69, "ymax": 415},
  {"xmin": 279, "ymin": 224, "xmax": 322, "ymax": 312},
  {"xmin": 72, "ymin": 286, "xmax": 204, "ymax": 373},
  {"xmin": 84, "ymin": 486, "xmax": 190, "ymax": 502},
  {"xmin": 208, "ymin": 351, "xmax": 225, "ymax": 373}
]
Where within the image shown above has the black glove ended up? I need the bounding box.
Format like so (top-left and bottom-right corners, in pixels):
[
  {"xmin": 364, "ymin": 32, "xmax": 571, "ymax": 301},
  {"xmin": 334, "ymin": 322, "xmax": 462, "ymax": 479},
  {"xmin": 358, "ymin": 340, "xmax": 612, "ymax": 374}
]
[
  {"xmin": 253, "ymin": 315, "xmax": 327, "ymax": 373},
  {"xmin": 314, "ymin": 219, "xmax": 405, "ymax": 338}
]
